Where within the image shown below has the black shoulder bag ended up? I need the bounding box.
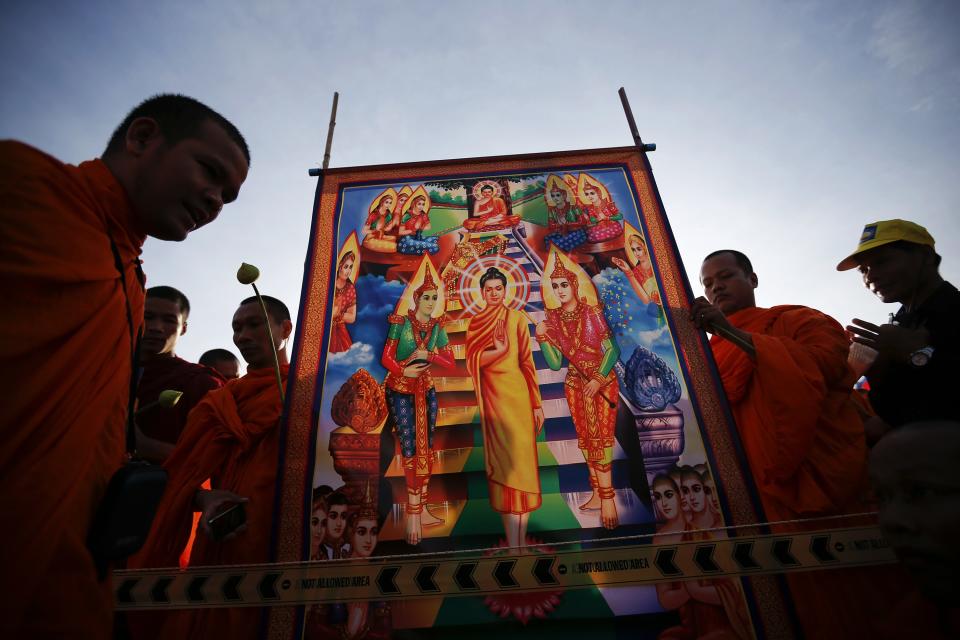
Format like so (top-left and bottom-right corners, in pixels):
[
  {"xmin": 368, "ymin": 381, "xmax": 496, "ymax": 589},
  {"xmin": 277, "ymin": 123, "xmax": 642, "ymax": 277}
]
[{"xmin": 87, "ymin": 239, "xmax": 168, "ymax": 580}]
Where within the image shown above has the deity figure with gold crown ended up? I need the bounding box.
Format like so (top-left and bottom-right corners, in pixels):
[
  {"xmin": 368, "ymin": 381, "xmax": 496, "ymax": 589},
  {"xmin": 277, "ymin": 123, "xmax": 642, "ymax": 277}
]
[
  {"xmin": 543, "ymin": 174, "xmax": 587, "ymax": 252},
  {"xmin": 536, "ymin": 249, "xmax": 621, "ymax": 529},
  {"xmin": 380, "ymin": 257, "xmax": 453, "ymax": 544},
  {"xmin": 577, "ymin": 173, "xmax": 623, "ymax": 243},
  {"xmin": 361, "ymin": 188, "xmax": 400, "ymax": 253},
  {"xmin": 397, "ymin": 186, "xmax": 440, "ymax": 255}
]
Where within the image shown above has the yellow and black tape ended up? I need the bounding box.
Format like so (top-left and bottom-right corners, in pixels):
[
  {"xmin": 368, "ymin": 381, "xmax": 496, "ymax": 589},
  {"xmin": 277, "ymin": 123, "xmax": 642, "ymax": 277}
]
[{"xmin": 114, "ymin": 526, "xmax": 895, "ymax": 610}]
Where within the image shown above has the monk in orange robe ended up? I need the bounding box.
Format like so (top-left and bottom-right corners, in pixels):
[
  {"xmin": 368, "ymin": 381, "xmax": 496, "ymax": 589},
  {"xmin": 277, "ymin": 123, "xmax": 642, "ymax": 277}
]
[
  {"xmin": 692, "ymin": 249, "xmax": 943, "ymax": 639},
  {"xmin": 0, "ymin": 95, "xmax": 248, "ymax": 638},
  {"xmin": 130, "ymin": 296, "xmax": 293, "ymax": 640}
]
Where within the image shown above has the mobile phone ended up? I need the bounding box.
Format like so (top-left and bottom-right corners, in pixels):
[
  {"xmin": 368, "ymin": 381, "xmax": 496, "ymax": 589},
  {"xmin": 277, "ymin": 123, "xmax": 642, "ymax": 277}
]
[{"xmin": 208, "ymin": 502, "xmax": 246, "ymax": 541}]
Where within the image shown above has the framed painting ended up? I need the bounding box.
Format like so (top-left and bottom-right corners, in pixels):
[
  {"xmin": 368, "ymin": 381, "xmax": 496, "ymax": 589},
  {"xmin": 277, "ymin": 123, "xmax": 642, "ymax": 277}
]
[{"xmin": 270, "ymin": 147, "xmax": 795, "ymax": 638}]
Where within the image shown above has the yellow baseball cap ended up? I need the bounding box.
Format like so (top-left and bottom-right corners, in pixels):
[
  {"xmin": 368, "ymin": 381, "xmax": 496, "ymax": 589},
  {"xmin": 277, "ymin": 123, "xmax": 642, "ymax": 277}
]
[{"xmin": 836, "ymin": 219, "xmax": 935, "ymax": 271}]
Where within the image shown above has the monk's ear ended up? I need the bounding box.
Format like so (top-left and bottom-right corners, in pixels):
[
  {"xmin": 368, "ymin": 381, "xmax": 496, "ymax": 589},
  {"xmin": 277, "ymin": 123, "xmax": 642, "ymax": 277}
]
[
  {"xmin": 180, "ymin": 320, "xmax": 188, "ymax": 337},
  {"xmin": 280, "ymin": 319, "xmax": 293, "ymax": 341},
  {"xmin": 749, "ymin": 272, "xmax": 758, "ymax": 289},
  {"xmin": 124, "ymin": 117, "xmax": 164, "ymax": 156}
]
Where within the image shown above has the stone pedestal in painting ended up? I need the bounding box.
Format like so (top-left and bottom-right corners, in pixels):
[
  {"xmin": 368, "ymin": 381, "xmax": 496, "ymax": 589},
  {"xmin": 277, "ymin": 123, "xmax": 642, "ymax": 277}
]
[
  {"xmin": 328, "ymin": 425, "xmax": 384, "ymax": 504},
  {"xmin": 635, "ymin": 404, "xmax": 685, "ymax": 480},
  {"xmin": 328, "ymin": 368, "xmax": 389, "ymax": 504}
]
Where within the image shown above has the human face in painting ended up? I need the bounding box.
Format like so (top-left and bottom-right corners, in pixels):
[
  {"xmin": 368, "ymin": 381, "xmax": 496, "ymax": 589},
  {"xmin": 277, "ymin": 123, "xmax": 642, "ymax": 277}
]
[
  {"xmin": 551, "ymin": 277, "xmax": 574, "ymax": 305},
  {"xmin": 481, "ymin": 186, "xmax": 494, "ymax": 200},
  {"xmin": 396, "ymin": 195, "xmax": 408, "ymax": 210},
  {"xmin": 482, "ymin": 278, "xmax": 506, "ymax": 307},
  {"xmin": 325, "ymin": 503, "xmax": 348, "ymax": 541},
  {"xmin": 380, "ymin": 196, "xmax": 393, "ymax": 213},
  {"xmin": 652, "ymin": 479, "xmax": 679, "ymax": 521},
  {"xmin": 870, "ymin": 422, "xmax": 960, "ymax": 604},
  {"xmin": 128, "ymin": 118, "xmax": 248, "ymax": 241},
  {"xmin": 700, "ymin": 252, "xmax": 757, "ymax": 315},
  {"xmin": 310, "ymin": 504, "xmax": 326, "ymax": 549},
  {"xmin": 704, "ymin": 477, "xmax": 720, "ymax": 514},
  {"xmin": 338, "ymin": 256, "xmax": 354, "ymax": 283},
  {"xmin": 549, "ymin": 189, "xmax": 566, "ymax": 207},
  {"xmin": 630, "ymin": 236, "xmax": 651, "ymax": 269},
  {"xmin": 351, "ymin": 517, "xmax": 379, "ymax": 558},
  {"xmin": 417, "ymin": 289, "xmax": 439, "ymax": 318},
  {"xmin": 413, "ymin": 197, "xmax": 426, "ymax": 214},
  {"xmin": 584, "ymin": 186, "xmax": 601, "ymax": 206},
  {"xmin": 682, "ymin": 474, "xmax": 706, "ymax": 513}
]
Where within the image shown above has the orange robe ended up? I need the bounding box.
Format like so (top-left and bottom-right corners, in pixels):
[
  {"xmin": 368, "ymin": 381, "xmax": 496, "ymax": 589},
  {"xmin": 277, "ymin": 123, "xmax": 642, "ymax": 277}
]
[
  {"xmin": 712, "ymin": 306, "xmax": 941, "ymax": 639},
  {"xmin": 465, "ymin": 304, "xmax": 542, "ymax": 514},
  {"xmin": 0, "ymin": 141, "xmax": 145, "ymax": 638},
  {"xmin": 129, "ymin": 365, "xmax": 289, "ymax": 640}
]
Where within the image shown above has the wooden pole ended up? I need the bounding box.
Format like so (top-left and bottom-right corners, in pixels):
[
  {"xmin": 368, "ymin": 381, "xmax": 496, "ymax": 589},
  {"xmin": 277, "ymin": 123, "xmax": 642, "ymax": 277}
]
[
  {"xmin": 322, "ymin": 92, "xmax": 339, "ymax": 171},
  {"xmin": 618, "ymin": 87, "xmax": 656, "ymax": 152}
]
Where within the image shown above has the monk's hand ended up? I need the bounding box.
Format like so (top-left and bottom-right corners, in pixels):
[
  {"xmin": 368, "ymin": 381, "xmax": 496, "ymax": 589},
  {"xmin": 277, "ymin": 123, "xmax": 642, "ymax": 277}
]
[
  {"xmin": 533, "ymin": 407, "xmax": 545, "ymax": 434},
  {"xmin": 847, "ymin": 319, "xmax": 930, "ymax": 364},
  {"xmin": 584, "ymin": 378, "xmax": 603, "ymax": 399},
  {"xmin": 196, "ymin": 489, "xmax": 249, "ymax": 540},
  {"xmin": 690, "ymin": 297, "xmax": 731, "ymax": 335}
]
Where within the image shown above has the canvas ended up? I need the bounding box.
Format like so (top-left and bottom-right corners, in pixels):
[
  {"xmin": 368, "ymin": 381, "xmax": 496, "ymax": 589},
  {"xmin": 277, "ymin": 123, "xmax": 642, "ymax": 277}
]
[{"xmin": 272, "ymin": 147, "xmax": 795, "ymax": 639}]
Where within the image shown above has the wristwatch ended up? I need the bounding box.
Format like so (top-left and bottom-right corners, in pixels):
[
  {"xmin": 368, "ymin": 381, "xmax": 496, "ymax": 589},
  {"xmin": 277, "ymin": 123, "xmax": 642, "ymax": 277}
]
[{"xmin": 910, "ymin": 346, "xmax": 934, "ymax": 368}]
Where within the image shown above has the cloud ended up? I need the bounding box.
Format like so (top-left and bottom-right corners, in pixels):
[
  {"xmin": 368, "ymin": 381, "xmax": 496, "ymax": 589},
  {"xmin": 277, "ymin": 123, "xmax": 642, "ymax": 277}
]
[
  {"xmin": 326, "ymin": 341, "xmax": 374, "ymax": 368},
  {"xmin": 867, "ymin": 4, "xmax": 939, "ymax": 76},
  {"xmin": 909, "ymin": 96, "xmax": 935, "ymax": 113}
]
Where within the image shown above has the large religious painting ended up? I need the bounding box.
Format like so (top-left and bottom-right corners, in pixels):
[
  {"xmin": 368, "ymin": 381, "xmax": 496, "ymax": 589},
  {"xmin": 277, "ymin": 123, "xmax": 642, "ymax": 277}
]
[{"xmin": 271, "ymin": 148, "xmax": 793, "ymax": 638}]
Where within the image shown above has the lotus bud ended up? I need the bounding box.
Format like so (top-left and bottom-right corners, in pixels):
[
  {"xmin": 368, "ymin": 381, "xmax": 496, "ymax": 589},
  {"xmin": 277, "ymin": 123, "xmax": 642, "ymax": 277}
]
[
  {"xmin": 158, "ymin": 390, "xmax": 183, "ymax": 408},
  {"xmin": 237, "ymin": 262, "xmax": 260, "ymax": 285}
]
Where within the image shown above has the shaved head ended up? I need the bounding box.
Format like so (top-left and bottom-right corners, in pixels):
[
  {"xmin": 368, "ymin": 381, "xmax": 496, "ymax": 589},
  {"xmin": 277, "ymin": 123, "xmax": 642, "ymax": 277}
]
[
  {"xmin": 146, "ymin": 285, "xmax": 190, "ymax": 319},
  {"xmin": 105, "ymin": 94, "xmax": 249, "ymax": 165},
  {"xmin": 240, "ymin": 295, "xmax": 291, "ymax": 324}
]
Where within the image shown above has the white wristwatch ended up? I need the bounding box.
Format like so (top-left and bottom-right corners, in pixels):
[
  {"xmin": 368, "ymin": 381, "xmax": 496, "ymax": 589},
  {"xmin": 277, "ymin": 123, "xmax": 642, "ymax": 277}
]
[{"xmin": 910, "ymin": 346, "xmax": 934, "ymax": 367}]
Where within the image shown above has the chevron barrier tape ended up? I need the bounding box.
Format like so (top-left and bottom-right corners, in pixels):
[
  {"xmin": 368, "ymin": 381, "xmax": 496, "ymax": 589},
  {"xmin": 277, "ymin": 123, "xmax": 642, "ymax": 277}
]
[{"xmin": 113, "ymin": 525, "xmax": 895, "ymax": 610}]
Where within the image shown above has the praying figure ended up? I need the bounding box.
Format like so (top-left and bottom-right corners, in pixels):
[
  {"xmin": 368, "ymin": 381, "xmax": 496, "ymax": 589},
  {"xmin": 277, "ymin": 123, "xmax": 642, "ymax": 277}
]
[
  {"xmin": 577, "ymin": 173, "xmax": 623, "ymax": 243},
  {"xmin": 536, "ymin": 255, "xmax": 621, "ymax": 529},
  {"xmin": 612, "ymin": 227, "xmax": 661, "ymax": 305},
  {"xmin": 361, "ymin": 188, "xmax": 399, "ymax": 253},
  {"xmin": 396, "ymin": 186, "xmax": 439, "ymax": 255},
  {"xmin": 331, "ymin": 250, "xmax": 358, "ymax": 353},
  {"xmin": 465, "ymin": 267, "xmax": 544, "ymax": 549},
  {"xmin": 381, "ymin": 260, "xmax": 453, "ymax": 544},
  {"xmin": 543, "ymin": 174, "xmax": 587, "ymax": 253}
]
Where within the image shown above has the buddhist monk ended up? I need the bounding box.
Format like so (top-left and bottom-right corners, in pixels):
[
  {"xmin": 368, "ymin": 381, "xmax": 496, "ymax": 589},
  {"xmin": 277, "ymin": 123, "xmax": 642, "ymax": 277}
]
[
  {"xmin": 0, "ymin": 94, "xmax": 248, "ymax": 638},
  {"xmin": 137, "ymin": 286, "xmax": 225, "ymax": 461},
  {"xmin": 130, "ymin": 295, "xmax": 292, "ymax": 639},
  {"xmin": 199, "ymin": 348, "xmax": 242, "ymax": 380},
  {"xmin": 692, "ymin": 249, "xmax": 941, "ymax": 639}
]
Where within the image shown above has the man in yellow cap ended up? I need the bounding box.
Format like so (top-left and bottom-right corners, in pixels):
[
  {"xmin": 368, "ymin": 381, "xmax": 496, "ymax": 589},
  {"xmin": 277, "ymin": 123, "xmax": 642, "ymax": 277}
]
[{"xmin": 839, "ymin": 219, "xmax": 959, "ymax": 441}]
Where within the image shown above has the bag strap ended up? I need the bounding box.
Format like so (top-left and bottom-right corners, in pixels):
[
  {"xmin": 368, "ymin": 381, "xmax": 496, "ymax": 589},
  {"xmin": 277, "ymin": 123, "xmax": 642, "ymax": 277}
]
[{"xmin": 109, "ymin": 237, "xmax": 143, "ymax": 456}]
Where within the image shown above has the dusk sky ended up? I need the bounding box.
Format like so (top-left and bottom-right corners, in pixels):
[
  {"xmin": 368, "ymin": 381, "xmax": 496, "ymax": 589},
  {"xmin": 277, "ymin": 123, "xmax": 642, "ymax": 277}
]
[{"xmin": 2, "ymin": 0, "xmax": 957, "ymax": 368}]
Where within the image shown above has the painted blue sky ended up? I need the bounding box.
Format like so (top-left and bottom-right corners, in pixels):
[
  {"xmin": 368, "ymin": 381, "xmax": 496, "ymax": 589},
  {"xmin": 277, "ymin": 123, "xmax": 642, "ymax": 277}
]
[{"xmin": 2, "ymin": 0, "xmax": 957, "ymax": 367}]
